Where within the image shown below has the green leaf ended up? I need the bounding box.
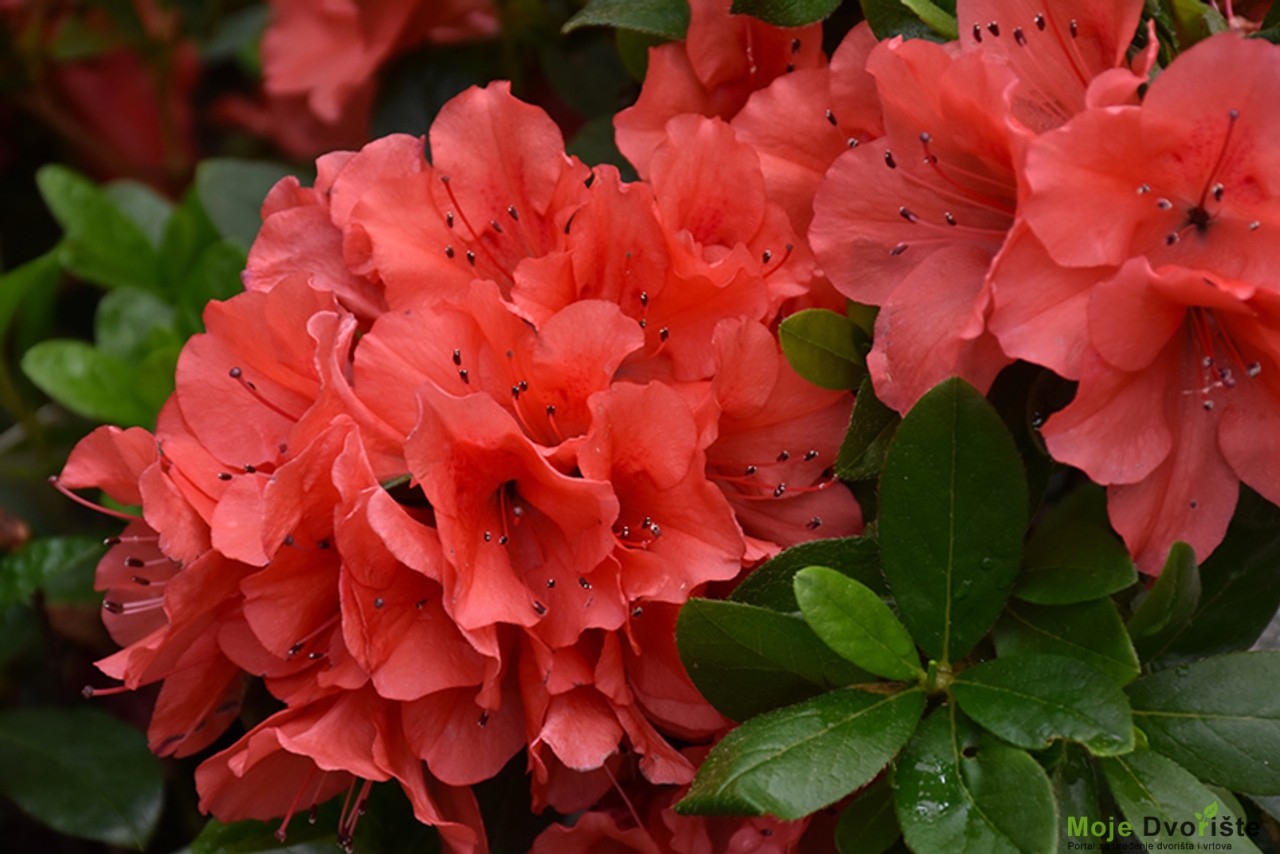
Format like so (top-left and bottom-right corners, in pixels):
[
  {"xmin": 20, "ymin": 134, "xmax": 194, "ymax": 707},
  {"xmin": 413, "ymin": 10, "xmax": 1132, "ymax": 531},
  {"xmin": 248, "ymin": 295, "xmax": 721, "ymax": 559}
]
[
  {"xmin": 1100, "ymin": 750, "xmax": 1262, "ymax": 853},
  {"xmin": 878, "ymin": 377, "xmax": 1028, "ymax": 663},
  {"xmin": 21, "ymin": 340, "xmax": 154, "ymax": 426},
  {"xmin": 176, "ymin": 240, "xmax": 249, "ymax": 338},
  {"xmin": 1143, "ymin": 512, "xmax": 1280, "ymax": 666},
  {"xmin": 729, "ymin": 0, "xmax": 841, "ymax": 27},
  {"xmin": 1127, "ymin": 541, "xmax": 1201, "ymax": 660},
  {"xmin": 567, "ymin": 115, "xmax": 636, "ymax": 178},
  {"xmin": 678, "ymin": 687, "xmax": 925, "ymax": 819},
  {"xmin": 191, "ymin": 815, "xmax": 338, "ymax": 854},
  {"xmin": 778, "ymin": 308, "xmax": 868, "ymax": 391},
  {"xmin": 196, "ymin": 159, "xmax": 296, "ymax": 251},
  {"xmin": 1127, "ymin": 652, "xmax": 1280, "ymax": 795},
  {"xmin": 731, "ymin": 535, "xmax": 885, "ymax": 612},
  {"xmin": 159, "ymin": 186, "xmax": 222, "ymax": 295},
  {"xmin": 1015, "ymin": 521, "xmax": 1137, "ymax": 605},
  {"xmin": 677, "ymin": 598, "xmax": 871, "ymax": 721},
  {"xmin": 36, "ymin": 165, "xmax": 160, "ymax": 291},
  {"xmin": 893, "ymin": 704, "xmax": 1057, "ymax": 854},
  {"xmin": 860, "ymin": 0, "xmax": 955, "ymax": 41},
  {"xmin": 104, "ymin": 181, "xmax": 174, "ymax": 247},
  {"xmin": 0, "ymin": 707, "xmax": 164, "ymax": 849},
  {"xmin": 0, "ymin": 603, "xmax": 39, "ymax": 668},
  {"xmin": 0, "ymin": 535, "xmax": 107, "ymax": 609},
  {"xmin": 899, "ymin": 0, "xmax": 959, "ymax": 38},
  {"xmin": 994, "ymin": 599, "xmax": 1141, "ymax": 687},
  {"xmin": 562, "ymin": 0, "xmax": 691, "ymax": 39},
  {"xmin": 795, "ymin": 566, "xmax": 922, "ymax": 680},
  {"xmin": 951, "ymin": 654, "xmax": 1134, "ymax": 756},
  {"xmin": 94, "ymin": 287, "xmax": 177, "ymax": 363},
  {"xmin": 835, "ymin": 777, "xmax": 901, "ymax": 854},
  {"xmin": 1049, "ymin": 743, "xmax": 1102, "ymax": 849},
  {"xmin": 837, "ymin": 374, "xmax": 900, "ymax": 481},
  {"xmin": 0, "ymin": 253, "xmax": 60, "ymax": 349}
]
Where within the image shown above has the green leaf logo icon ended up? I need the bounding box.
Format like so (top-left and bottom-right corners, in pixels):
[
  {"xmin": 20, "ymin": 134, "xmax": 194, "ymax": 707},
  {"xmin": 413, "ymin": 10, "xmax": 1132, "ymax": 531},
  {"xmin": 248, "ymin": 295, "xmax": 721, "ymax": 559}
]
[{"xmin": 1197, "ymin": 801, "xmax": 1218, "ymax": 836}]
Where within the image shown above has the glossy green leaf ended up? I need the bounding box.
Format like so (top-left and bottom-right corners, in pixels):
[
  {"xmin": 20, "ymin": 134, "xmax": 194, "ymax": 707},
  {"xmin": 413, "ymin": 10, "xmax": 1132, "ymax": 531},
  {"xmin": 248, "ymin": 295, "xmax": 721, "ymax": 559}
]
[
  {"xmin": 893, "ymin": 705, "xmax": 1057, "ymax": 854},
  {"xmin": 1100, "ymin": 750, "xmax": 1262, "ymax": 853},
  {"xmin": 677, "ymin": 598, "xmax": 870, "ymax": 721},
  {"xmin": 729, "ymin": 0, "xmax": 841, "ymax": 27},
  {"xmin": 0, "ymin": 707, "xmax": 164, "ymax": 849},
  {"xmin": 0, "ymin": 535, "xmax": 106, "ymax": 609},
  {"xmin": 104, "ymin": 180, "xmax": 173, "ymax": 247},
  {"xmin": 837, "ymin": 374, "xmax": 900, "ymax": 481},
  {"xmin": 1050, "ymin": 743, "xmax": 1102, "ymax": 849},
  {"xmin": 994, "ymin": 599, "xmax": 1141, "ymax": 687},
  {"xmin": 731, "ymin": 535, "xmax": 885, "ymax": 612},
  {"xmin": 899, "ymin": 0, "xmax": 958, "ymax": 38},
  {"xmin": 1015, "ymin": 522, "xmax": 1137, "ymax": 605},
  {"xmin": 795, "ymin": 566, "xmax": 921, "ymax": 680},
  {"xmin": 191, "ymin": 816, "xmax": 338, "ymax": 854},
  {"xmin": 1127, "ymin": 652, "xmax": 1280, "ymax": 795},
  {"xmin": 1128, "ymin": 542, "xmax": 1201, "ymax": 660},
  {"xmin": 159, "ymin": 186, "xmax": 222, "ymax": 295},
  {"xmin": 1143, "ymin": 512, "xmax": 1280, "ymax": 666},
  {"xmin": 94, "ymin": 286, "xmax": 177, "ymax": 363},
  {"xmin": 176, "ymin": 240, "xmax": 248, "ymax": 338},
  {"xmin": 678, "ymin": 687, "xmax": 925, "ymax": 819},
  {"xmin": 196, "ymin": 159, "xmax": 295, "ymax": 250},
  {"xmin": 21, "ymin": 339, "xmax": 154, "ymax": 426},
  {"xmin": 860, "ymin": 0, "xmax": 955, "ymax": 41},
  {"xmin": 562, "ymin": 0, "xmax": 691, "ymax": 39},
  {"xmin": 878, "ymin": 377, "xmax": 1028, "ymax": 663},
  {"xmin": 36, "ymin": 165, "xmax": 160, "ymax": 290},
  {"xmin": 778, "ymin": 308, "xmax": 868, "ymax": 391},
  {"xmin": 951, "ymin": 654, "xmax": 1134, "ymax": 756},
  {"xmin": 835, "ymin": 777, "xmax": 900, "ymax": 854}
]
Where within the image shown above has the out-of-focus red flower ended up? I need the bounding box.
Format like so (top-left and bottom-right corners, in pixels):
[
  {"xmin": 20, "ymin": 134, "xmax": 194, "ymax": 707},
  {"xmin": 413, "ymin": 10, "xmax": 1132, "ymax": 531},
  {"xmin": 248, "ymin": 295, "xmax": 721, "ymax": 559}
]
[
  {"xmin": 3, "ymin": 0, "xmax": 198, "ymax": 192},
  {"xmin": 810, "ymin": 0, "xmax": 1151, "ymax": 412},
  {"xmin": 614, "ymin": 0, "xmax": 824, "ymax": 177},
  {"xmin": 58, "ymin": 81, "xmax": 859, "ymax": 845},
  {"xmin": 987, "ymin": 33, "xmax": 1280, "ymax": 572},
  {"xmin": 220, "ymin": 0, "xmax": 498, "ymax": 158}
]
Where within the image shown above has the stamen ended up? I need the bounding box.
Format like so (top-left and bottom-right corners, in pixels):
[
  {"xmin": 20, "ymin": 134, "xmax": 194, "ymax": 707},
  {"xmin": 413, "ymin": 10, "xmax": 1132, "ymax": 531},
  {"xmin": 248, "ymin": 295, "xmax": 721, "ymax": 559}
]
[
  {"xmin": 229, "ymin": 367, "xmax": 299, "ymax": 422},
  {"xmin": 826, "ymin": 109, "xmax": 837, "ymax": 126},
  {"xmin": 50, "ymin": 477, "xmax": 138, "ymax": 521}
]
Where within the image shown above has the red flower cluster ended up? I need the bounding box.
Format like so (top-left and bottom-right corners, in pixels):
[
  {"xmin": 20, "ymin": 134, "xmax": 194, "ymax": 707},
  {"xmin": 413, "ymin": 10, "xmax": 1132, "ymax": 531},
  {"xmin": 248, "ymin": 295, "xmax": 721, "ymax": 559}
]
[
  {"xmin": 57, "ymin": 78, "xmax": 859, "ymax": 850},
  {"xmin": 802, "ymin": 0, "xmax": 1280, "ymax": 573}
]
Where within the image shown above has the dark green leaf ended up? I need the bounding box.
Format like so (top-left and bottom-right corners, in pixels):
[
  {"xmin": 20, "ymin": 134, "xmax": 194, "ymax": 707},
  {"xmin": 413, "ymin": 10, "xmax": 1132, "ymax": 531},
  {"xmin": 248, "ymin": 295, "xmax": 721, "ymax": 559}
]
[
  {"xmin": 678, "ymin": 687, "xmax": 925, "ymax": 819},
  {"xmin": 94, "ymin": 287, "xmax": 177, "ymax": 363},
  {"xmin": 835, "ymin": 777, "xmax": 900, "ymax": 854},
  {"xmin": 1015, "ymin": 522, "xmax": 1137, "ymax": 605},
  {"xmin": 159, "ymin": 187, "xmax": 222, "ymax": 296},
  {"xmin": 0, "ymin": 707, "xmax": 163, "ymax": 849},
  {"xmin": 567, "ymin": 116, "xmax": 636, "ymax": 178},
  {"xmin": 731, "ymin": 536, "xmax": 885, "ymax": 612},
  {"xmin": 1127, "ymin": 652, "xmax": 1280, "ymax": 795},
  {"xmin": 1144, "ymin": 515, "xmax": 1280, "ymax": 667},
  {"xmin": 994, "ymin": 599, "xmax": 1141, "ymax": 687},
  {"xmin": 878, "ymin": 378, "xmax": 1028, "ymax": 663},
  {"xmin": 176, "ymin": 241, "xmax": 249, "ymax": 338},
  {"xmin": 36, "ymin": 165, "xmax": 160, "ymax": 291},
  {"xmin": 0, "ymin": 603, "xmax": 38, "ymax": 668},
  {"xmin": 21, "ymin": 340, "xmax": 154, "ymax": 426},
  {"xmin": 951, "ymin": 654, "xmax": 1134, "ymax": 756},
  {"xmin": 201, "ymin": 5, "xmax": 270, "ymax": 64},
  {"xmin": 778, "ymin": 308, "xmax": 868, "ymax": 391},
  {"xmin": 893, "ymin": 705, "xmax": 1057, "ymax": 854},
  {"xmin": 1050, "ymin": 743, "xmax": 1102, "ymax": 848},
  {"xmin": 615, "ymin": 28, "xmax": 667, "ymax": 81},
  {"xmin": 860, "ymin": 0, "xmax": 954, "ymax": 41},
  {"xmin": 562, "ymin": 0, "xmax": 691, "ymax": 39},
  {"xmin": 133, "ymin": 343, "xmax": 180, "ymax": 420},
  {"xmin": 838, "ymin": 374, "xmax": 900, "ymax": 481},
  {"xmin": 729, "ymin": 0, "xmax": 841, "ymax": 27},
  {"xmin": 795, "ymin": 566, "xmax": 921, "ymax": 680},
  {"xmin": 196, "ymin": 159, "xmax": 296, "ymax": 251},
  {"xmin": 1100, "ymin": 750, "xmax": 1262, "ymax": 853},
  {"xmin": 0, "ymin": 535, "xmax": 107, "ymax": 609},
  {"xmin": 1128, "ymin": 542, "xmax": 1201, "ymax": 660},
  {"xmin": 191, "ymin": 815, "xmax": 338, "ymax": 854},
  {"xmin": 677, "ymin": 598, "xmax": 871, "ymax": 721},
  {"xmin": 104, "ymin": 181, "xmax": 173, "ymax": 247},
  {"xmin": 0, "ymin": 253, "xmax": 60, "ymax": 348}
]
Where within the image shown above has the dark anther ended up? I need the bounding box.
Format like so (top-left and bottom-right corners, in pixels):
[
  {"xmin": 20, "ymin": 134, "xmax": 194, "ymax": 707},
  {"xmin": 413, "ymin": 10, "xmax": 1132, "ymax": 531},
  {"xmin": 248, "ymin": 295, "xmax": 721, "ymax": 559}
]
[
  {"xmin": 459, "ymin": 368, "xmax": 470, "ymax": 384},
  {"xmin": 131, "ymin": 574, "xmax": 150, "ymax": 585},
  {"xmin": 884, "ymin": 150, "xmax": 897, "ymax": 169},
  {"xmin": 533, "ymin": 600, "xmax": 547, "ymax": 616},
  {"xmin": 229, "ymin": 367, "xmax": 243, "ymax": 379},
  {"xmin": 777, "ymin": 450, "xmax": 790, "ymax": 462},
  {"xmin": 659, "ymin": 327, "xmax": 669, "ymax": 341},
  {"xmin": 745, "ymin": 465, "xmax": 757, "ymax": 475},
  {"xmin": 546, "ymin": 579, "xmax": 556, "ymax": 588},
  {"xmin": 791, "ymin": 37, "xmax": 801, "ymax": 53},
  {"xmin": 218, "ymin": 472, "xmax": 232, "ymax": 481},
  {"xmin": 484, "ymin": 531, "xmax": 492, "ymax": 542},
  {"xmin": 945, "ymin": 211, "xmax": 957, "ymax": 226},
  {"xmin": 807, "ymin": 517, "xmax": 823, "ymax": 529},
  {"xmin": 804, "ymin": 449, "xmax": 819, "ymax": 460},
  {"xmin": 466, "ymin": 250, "xmax": 476, "ymax": 266},
  {"xmin": 478, "ymin": 711, "xmax": 490, "ymax": 727},
  {"xmin": 317, "ymin": 540, "xmax": 330, "ymax": 549},
  {"xmin": 762, "ymin": 250, "xmax": 772, "ymax": 263},
  {"xmin": 508, "ymin": 205, "xmax": 519, "ymax": 220},
  {"xmin": 498, "ymin": 535, "xmax": 508, "ymax": 545},
  {"xmin": 452, "ymin": 349, "xmax": 462, "ymax": 366},
  {"xmin": 632, "ymin": 606, "xmax": 643, "ymax": 617},
  {"xmin": 579, "ymin": 577, "xmax": 591, "ymax": 590},
  {"xmin": 973, "ymin": 23, "xmax": 982, "ymax": 41},
  {"xmin": 445, "ymin": 245, "xmax": 455, "ymax": 258},
  {"xmin": 774, "ymin": 483, "xmax": 787, "ymax": 497},
  {"xmin": 1034, "ymin": 13, "xmax": 1046, "ymax": 30},
  {"xmin": 283, "ymin": 535, "xmax": 295, "ymax": 547},
  {"xmin": 639, "ymin": 291, "xmax": 649, "ymax": 307},
  {"xmin": 826, "ymin": 109, "xmax": 837, "ymax": 126},
  {"xmin": 899, "ymin": 206, "xmax": 919, "ymax": 223},
  {"xmin": 244, "ymin": 464, "xmax": 257, "ymax": 473},
  {"xmin": 1013, "ymin": 27, "xmax": 1026, "ymax": 46},
  {"xmin": 1069, "ymin": 18, "xmax": 1078, "ymax": 37},
  {"xmin": 124, "ymin": 556, "xmax": 145, "ymax": 567},
  {"xmin": 490, "ymin": 220, "xmax": 503, "ymax": 233},
  {"xmin": 891, "ymin": 243, "xmax": 909, "ymax": 256},
  {"xmin": 374, "ymin": 597, "xmax": 384, "ymax": 609},
  {"xmin": 987, "ymin": 21, "xmax": 1000, "ymax": 36},
  {"xmin": 446, "ymin": 211, "xmax": 455, "ymax": 227}
]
